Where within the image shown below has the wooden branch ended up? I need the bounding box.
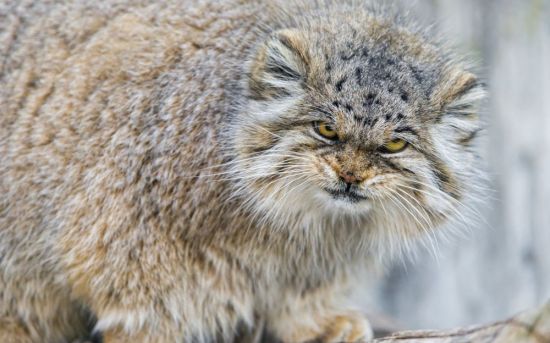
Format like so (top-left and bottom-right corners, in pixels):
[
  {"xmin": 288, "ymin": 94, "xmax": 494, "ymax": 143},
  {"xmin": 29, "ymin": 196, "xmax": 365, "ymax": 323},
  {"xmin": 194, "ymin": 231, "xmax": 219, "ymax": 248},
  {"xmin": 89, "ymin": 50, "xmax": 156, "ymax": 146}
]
[{"xmin": 374, "ymin": 301, "xmax": 550, "ymax": 343}]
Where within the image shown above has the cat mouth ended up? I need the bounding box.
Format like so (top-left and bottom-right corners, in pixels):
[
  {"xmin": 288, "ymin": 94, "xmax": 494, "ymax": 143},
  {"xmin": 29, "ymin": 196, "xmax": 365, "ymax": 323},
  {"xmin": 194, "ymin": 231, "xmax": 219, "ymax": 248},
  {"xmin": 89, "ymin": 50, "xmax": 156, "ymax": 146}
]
[{"xmin": 323, "ymin": 187, "xmax": 369, "ymax": 203}]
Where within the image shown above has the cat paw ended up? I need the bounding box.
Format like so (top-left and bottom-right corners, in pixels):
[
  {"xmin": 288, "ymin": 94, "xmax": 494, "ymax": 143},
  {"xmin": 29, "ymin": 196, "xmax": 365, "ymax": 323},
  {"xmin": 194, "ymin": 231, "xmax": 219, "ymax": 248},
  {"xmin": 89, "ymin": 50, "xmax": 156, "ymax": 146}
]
[
  {"xmin": 316, "ymin": 312, "xmax": 373, "ymax": 343},
  {"xmin": 277, "ymin": 311, "xmax": 373, "ymax": 343}
]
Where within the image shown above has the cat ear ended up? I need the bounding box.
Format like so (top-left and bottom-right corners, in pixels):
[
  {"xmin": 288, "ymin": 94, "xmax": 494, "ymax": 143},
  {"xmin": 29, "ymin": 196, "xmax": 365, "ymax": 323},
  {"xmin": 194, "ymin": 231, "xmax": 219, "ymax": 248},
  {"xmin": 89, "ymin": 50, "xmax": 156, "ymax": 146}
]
[
  {"xmin": 433, "ymin": 69, "xmax": 486, "ymax": 146},
  {"xmin": 248, "ymin": 29, "xmax": 309, "ymax": 100},
  {"xmin": 435, "ymin": 69, "xmax": 486, "ymax": 116}
]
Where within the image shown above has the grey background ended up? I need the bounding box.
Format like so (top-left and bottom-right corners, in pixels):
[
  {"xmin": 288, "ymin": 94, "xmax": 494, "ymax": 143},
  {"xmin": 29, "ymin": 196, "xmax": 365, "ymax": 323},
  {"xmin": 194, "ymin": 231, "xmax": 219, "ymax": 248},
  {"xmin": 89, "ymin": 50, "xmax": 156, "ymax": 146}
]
[{"xmin": 368, "ymin": 0, "xmax": 550, "ymax": 330}]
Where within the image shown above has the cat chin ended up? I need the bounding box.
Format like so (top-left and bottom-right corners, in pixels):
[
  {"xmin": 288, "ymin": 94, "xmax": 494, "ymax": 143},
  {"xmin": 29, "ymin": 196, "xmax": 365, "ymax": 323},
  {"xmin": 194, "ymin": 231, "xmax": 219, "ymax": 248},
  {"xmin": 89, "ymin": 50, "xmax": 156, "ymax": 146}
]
[
  {"xmin": 313, "ymin": 190, "xmax": 373, "ymax": 215},
  {"xmin": 246, "ymin": 184, "xmax": 374, "ymax": 230}
]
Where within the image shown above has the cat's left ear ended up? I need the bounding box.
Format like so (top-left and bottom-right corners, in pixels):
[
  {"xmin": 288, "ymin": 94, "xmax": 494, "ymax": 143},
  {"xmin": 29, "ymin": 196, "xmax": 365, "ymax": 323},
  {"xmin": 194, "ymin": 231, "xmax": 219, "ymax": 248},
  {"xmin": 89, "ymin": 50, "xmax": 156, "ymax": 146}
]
[
  {"xmin": 432, "ymin": 69, "xmax": 486, "ymax": 145},
  {"xmin": 434, "ymin": 69, "xmax": 486, "ymax": 117},
  {"xmin": 248, "ymin": 29, "xmax": 310, "ymax": 100}
]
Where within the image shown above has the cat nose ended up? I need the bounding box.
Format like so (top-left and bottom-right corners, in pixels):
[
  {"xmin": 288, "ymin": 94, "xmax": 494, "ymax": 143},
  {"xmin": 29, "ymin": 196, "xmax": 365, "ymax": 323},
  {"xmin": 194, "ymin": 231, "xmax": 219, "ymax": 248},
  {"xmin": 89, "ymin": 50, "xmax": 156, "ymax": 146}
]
[{"xmin": 338, "ymin": 170, "xmax": 363, "ymax": 184}]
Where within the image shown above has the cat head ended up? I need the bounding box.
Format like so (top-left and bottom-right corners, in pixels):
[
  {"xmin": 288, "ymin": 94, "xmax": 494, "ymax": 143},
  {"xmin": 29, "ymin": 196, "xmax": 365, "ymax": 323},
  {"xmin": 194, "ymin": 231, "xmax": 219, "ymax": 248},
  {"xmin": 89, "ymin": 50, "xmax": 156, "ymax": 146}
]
[{"xmin": 229, "ymin": 6, "xmax": 485, "ymax": 254}]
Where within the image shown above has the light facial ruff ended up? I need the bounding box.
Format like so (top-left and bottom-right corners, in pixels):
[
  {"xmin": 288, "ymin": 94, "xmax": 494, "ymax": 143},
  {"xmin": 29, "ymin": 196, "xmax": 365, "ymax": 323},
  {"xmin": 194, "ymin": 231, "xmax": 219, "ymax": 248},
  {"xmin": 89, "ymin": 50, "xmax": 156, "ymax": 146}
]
[{"xmin": 0, "ymin": 0, "xmax": 485, "ymax": 342}]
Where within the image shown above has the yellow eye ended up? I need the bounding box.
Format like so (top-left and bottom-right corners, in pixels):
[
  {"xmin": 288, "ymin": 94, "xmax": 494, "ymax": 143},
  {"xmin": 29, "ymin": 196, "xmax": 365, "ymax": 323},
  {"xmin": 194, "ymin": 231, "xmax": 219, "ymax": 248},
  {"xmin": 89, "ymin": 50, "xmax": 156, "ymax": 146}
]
[
  {"xmin": 316, "ymin": 122, "xmax": 338, "ymax": 140},
  {"xmin": 381, "ymin": 138, "xmax": 408, "ymax": 153}
]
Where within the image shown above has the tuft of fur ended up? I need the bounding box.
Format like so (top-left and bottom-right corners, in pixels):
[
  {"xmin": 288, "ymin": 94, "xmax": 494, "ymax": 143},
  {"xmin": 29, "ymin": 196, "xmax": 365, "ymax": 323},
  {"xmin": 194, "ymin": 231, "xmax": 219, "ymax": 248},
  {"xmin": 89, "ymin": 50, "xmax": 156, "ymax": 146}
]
[{"xmin": 0, "ymin": 0, "xmax": 485, "ymax": 342}]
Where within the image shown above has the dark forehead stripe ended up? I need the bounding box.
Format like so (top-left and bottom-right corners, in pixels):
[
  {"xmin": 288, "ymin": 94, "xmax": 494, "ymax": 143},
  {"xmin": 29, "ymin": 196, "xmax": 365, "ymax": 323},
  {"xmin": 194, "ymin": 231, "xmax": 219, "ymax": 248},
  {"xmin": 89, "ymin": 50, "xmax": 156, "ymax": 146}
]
[
  {"xmin": 409, "ymin": 64, "xmax": 424, "ymax": 83},
  {"xmin": 325, "ymin": 54, "xmax": 332, "ymax": 71},
  {"xmin": 340, "ymin": 41, "xmax": 360, "ymax": 61},
  {"xmin": 335, "ymin": 77, "xmax": 347, "ymax": 92},
  {"xmin": 353, "ymin": 115, "xmax": 366, "ymax": 125},
  {"xmin": 340, "ymin": 50, "xmax": 355, "ymax": 61},
  {"xmin": 400, "ymin": 91, "xmax": 409, "ymax": 102},
  {"xmin": 363, "ymin": 93, "xmax": 377, "ymax": 108},
  {"xmin": 369, "ymin": 117, "xmax": 379, "ymax": 127},
  {"xmin": 355, "ymin": 67, "xmax": 363, "ymax": 85},
  {"xmin": 352, "ymin": 115, "xmax": 379, "ymax": 128}
]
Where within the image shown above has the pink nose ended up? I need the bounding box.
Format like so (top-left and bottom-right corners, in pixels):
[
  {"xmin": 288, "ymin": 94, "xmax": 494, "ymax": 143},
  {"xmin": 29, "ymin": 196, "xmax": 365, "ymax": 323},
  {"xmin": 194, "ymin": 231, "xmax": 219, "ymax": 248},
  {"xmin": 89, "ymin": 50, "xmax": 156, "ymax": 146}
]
[{"xmin": 339, "ymin": 170, "xmax": 363, "ymax": 184}]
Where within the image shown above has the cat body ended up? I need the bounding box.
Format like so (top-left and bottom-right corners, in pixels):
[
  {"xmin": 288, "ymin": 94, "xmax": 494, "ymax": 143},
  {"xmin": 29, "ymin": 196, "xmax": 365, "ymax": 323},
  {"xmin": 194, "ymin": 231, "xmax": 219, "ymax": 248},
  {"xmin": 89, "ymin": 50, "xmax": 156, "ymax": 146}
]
[{"xmin": 0, "ymin": 1, "xmax": 484, "ymax": 342}]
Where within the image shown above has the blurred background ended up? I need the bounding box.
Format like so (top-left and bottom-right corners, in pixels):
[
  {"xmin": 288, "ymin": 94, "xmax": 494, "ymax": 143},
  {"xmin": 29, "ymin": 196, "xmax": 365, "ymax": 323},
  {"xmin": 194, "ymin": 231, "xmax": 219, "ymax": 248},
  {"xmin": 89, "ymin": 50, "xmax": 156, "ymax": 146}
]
[{"xmin": 364, "ymin": 0, "xmax": 550, "ymax": 330}]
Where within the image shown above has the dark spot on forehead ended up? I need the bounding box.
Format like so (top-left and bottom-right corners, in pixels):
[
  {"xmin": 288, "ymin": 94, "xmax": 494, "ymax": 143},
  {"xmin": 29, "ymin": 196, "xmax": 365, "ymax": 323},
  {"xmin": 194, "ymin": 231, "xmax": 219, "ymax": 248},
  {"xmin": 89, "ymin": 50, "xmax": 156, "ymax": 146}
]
[
  {"xmin": 384, "ymin": 113, "xmax": 404, "ymax": 122},
  {"xmin": 401, "ymin": 91, "xmax": 409, "ymax": 102},
  {"xmin": 325, "ymin": 54, "xmax": 332, "ymax": 71},
  {"xmin": 332, "ymin": 100, "xmax": 341, "ymax": 108},
  {"xmin": 344, "ymin": 104, "xmax": 353, "ymax": 112},
  {"xmin": 355, "ymin": 67, "xmax": 363, "ymax": 85},
  {"xmin": 410, "ymin": 65, "xmax": 423, "ymax": 83},
  {"xmin": 353, "ymin": 115, "xmax": 365, "ymax": 124},
  {"xmin": 363, "ymin": 93, "xmax": 376, "ymax": 108},
  {"xmin": 340, "ymin": 43, "xmax": 356, "ymax": 61},
  {"xmin": 353, "ymin": 115, "xmax": 380, "ymax": 129},
  {"xmin": 335, "ymin": 77, "xmax": 347, "ymax": 92}
]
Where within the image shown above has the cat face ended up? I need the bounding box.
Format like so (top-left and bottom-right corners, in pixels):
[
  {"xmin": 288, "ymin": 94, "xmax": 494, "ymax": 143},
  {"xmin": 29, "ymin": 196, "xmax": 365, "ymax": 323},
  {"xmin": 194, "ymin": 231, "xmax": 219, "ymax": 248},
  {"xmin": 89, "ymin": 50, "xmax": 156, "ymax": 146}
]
[{"xmin": 230, "ymin": 19, "xmax": 484, "ymax": 241}]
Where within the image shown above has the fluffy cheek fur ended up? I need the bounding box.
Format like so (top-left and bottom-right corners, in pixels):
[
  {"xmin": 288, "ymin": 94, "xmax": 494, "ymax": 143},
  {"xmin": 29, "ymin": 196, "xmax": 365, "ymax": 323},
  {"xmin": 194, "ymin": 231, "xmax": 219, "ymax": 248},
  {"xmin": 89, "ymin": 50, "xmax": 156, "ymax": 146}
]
[{"xmin": 229, "ymin": 125, "xmax": 329, "ymax": 230}]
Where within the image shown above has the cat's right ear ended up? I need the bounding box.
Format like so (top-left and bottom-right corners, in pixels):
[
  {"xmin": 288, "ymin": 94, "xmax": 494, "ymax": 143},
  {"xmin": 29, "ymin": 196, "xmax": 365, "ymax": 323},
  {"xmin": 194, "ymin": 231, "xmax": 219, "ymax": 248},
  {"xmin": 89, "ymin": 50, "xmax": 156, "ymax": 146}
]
[{"xmin": 248, "ymin": 29, "xmax": 309, "ymax": 100}]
